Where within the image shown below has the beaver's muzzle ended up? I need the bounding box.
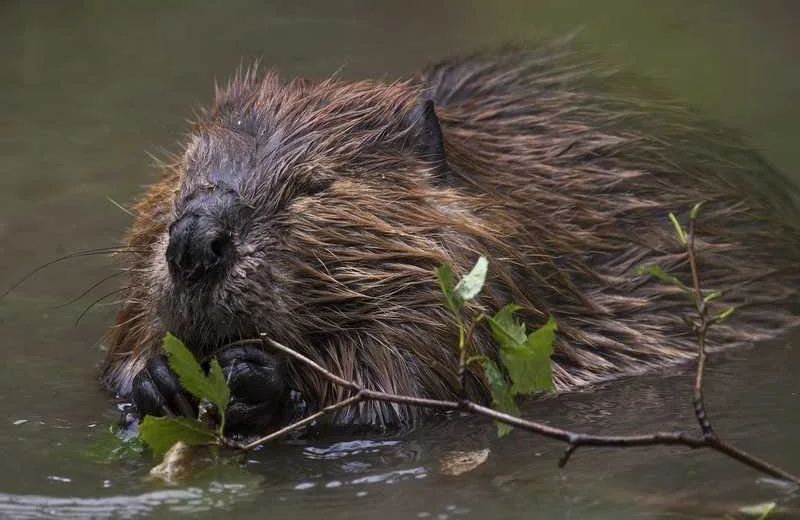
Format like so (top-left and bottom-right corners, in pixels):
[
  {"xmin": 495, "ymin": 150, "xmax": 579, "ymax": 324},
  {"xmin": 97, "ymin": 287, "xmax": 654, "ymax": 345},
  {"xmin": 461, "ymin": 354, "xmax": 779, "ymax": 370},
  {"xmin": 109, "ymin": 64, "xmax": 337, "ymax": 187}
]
[{"xmin": 166, "ymin": 212, "xmax": 234, "ymax": 284}]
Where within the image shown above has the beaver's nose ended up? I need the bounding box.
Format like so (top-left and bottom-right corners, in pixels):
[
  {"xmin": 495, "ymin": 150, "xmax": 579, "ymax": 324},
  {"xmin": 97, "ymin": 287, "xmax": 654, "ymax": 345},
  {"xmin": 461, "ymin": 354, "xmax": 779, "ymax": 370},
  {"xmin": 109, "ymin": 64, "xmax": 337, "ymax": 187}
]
[{"xmin": 166, "ymin": 214, "xmax": 234, "ymax": 283}]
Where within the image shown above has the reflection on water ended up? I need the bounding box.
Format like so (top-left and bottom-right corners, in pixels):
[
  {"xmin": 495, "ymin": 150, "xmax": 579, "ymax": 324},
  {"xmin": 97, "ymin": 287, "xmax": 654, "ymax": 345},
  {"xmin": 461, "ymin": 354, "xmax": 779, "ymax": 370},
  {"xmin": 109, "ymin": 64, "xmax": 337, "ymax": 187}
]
[
  {"xmin": 0, "ymin": 485, "xmax": 260, "ymax": 520},
  {"xmin": 1, "ymin": 1, "xmax": 798, "ymax": 518}
]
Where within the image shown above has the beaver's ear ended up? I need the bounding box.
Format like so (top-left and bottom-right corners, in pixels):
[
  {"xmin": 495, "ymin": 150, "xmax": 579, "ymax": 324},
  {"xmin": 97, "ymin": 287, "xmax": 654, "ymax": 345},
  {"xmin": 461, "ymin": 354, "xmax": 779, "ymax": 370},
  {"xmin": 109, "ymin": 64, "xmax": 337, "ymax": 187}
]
[{"xmin": 407, "ymin": 99, "xmax": 446, "ymax": 170}]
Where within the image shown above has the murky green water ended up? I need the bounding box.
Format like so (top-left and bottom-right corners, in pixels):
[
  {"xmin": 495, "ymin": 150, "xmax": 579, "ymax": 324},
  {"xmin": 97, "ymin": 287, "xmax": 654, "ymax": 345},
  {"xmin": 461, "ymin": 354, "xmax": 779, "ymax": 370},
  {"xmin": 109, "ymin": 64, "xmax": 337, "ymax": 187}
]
[{"xmin": 2, "ymin": 1, "xmax": 799, "ymax": 518}]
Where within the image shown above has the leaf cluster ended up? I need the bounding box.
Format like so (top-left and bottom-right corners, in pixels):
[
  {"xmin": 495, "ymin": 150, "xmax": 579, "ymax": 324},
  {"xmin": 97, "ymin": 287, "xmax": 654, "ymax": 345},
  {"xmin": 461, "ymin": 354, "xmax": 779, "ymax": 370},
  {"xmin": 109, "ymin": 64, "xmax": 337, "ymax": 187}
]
[
  {"xmin": 139, "ymin": 333, "xmax": 231, "ymax": 456},
  {"xmin": 436, "ymin": 256, "xmax": 558, "ymax": 436}
]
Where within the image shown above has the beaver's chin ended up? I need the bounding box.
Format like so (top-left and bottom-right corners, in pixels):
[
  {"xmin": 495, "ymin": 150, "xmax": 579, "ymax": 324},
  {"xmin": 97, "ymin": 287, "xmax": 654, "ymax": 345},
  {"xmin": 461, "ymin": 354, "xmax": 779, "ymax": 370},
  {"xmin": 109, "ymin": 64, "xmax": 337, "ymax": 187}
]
[
  {"xmin": 169, "ymin": 321, "xmax": 264, "ymax": 358},
  {"xmin": 157, "ymin": 286, "xmax": 264, "ymax": 355}
]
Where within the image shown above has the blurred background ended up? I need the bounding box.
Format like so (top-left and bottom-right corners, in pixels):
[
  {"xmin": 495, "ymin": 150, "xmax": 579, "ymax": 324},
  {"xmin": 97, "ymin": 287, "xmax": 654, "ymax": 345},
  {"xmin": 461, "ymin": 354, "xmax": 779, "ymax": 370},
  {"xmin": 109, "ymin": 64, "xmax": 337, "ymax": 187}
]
[{"xmin": 1, "ymin": 1, "xmax": 798, "ymax": 518}]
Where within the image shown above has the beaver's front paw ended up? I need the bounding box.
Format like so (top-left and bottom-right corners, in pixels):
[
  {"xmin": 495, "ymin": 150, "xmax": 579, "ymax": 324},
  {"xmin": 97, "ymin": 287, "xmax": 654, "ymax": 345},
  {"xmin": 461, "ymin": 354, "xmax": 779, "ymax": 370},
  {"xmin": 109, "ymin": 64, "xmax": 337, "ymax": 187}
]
[
  {"xmin": 131, "ymin": 355, "xmax": 196, "ymax": 419},
  {"xmin": 216, "ymin": 345, "xmax": 289, "ymax": 436}
]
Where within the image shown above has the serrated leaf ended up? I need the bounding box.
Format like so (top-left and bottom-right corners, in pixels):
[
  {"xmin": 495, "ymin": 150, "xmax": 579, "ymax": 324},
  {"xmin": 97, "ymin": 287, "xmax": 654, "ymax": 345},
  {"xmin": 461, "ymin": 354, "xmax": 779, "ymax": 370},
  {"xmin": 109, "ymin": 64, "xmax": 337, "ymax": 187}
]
[
  {"xmin": 482, "ymin": 359, "xmax": 519, "ymax": 437},
  {"xmin": 162, "ymin": 333, "xmax": 229, "ymax": 413},
  {"xmin": 454, "ymin": 256, "xmax": 488, "ymax": 302},
  {"xmin": 206, "ymin": 358, "xmax": 231, "ymax": 419},
  {"xmin": 486, "ymin": 305, "xmax": 557, "ymax": 396},
  {"xmin": 435, "ymin": 263, "xmax": 462, "ymax": 315},
  {"xmin": 139, "ymin": 416, "xmax": 216, "ymax": 457},
  {"xmin": 503, "ymin": 318, "xmax": 557, "ymax": 395},
  {"xmin": 486, "ymin": 304, "xmax": 526, "ymax": 346},
  {"xmin": 668, "ymin": 212, "xmax": 688, "ymax": 246}
]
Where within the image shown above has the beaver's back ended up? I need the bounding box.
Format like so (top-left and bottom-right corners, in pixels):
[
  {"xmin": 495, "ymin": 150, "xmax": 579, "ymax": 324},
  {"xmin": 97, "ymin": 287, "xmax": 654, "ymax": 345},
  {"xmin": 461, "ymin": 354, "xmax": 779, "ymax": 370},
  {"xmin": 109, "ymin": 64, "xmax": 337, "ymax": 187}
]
[{"xmin": 419, "ymin": 47, "xmax": 800, "ymax": 387}]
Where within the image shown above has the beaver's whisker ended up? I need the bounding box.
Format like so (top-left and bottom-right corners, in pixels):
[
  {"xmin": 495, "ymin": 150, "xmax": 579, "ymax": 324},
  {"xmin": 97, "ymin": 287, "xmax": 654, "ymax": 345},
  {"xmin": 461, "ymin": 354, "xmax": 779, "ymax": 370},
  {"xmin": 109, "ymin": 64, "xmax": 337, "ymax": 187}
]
[
  {"xmin": 50, "ymin": 270, "xmax": 128, "ymax": 310},
  {"xmin": 75, "ymin": 287, "xmax": 129, "ymax": 325},
  {"xmin": 1, "ymin": 247, "xmax": 143, "ymax": 301},
  {"xmin": 105, "ymin": 196, "xmax": 135, "ymax": 217}
]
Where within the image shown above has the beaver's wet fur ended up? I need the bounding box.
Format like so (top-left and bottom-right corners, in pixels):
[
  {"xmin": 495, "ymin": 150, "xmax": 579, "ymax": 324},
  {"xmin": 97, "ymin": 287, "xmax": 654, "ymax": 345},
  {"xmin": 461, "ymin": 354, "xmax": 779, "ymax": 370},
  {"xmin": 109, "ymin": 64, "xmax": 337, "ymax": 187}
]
[{"xmin": 103, "ymin": 44, "xmax": 800, "ymax": 431}]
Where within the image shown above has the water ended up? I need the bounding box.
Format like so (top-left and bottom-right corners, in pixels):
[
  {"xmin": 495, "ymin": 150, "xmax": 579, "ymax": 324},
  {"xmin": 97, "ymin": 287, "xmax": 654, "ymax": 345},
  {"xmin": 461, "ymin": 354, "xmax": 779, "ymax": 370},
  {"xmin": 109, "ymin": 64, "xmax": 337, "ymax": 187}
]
[{"xmin": 1, "ymin": 1, "xmax": 798, "ymax": 518}]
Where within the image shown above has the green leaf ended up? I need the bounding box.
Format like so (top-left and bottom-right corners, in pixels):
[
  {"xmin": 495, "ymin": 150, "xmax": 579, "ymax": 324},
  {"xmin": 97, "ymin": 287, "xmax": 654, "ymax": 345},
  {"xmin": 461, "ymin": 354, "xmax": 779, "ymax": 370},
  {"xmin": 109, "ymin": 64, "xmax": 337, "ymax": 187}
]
[
  {"xmin": 486, "ymin": 305, "xmax": 557, "ymax": 395},
  {"xmin": 668, "ymin": 212, "xmax": 688, "ymax": 246},
  {"xmin": 690, "ymin": 201, "xmax": 704, "ymax": 220},
  {"xmin": 482, "ymin": 359, "xmax": 519, "ymax": 437},
  {"xmin": 486, "ymin": 304, "xmax": 526, "ymax": 345},
  {"xmin": 435, "ymin": 263, "xmax": 462, "ymax": 315},
  {"xmin": 80, "ymin": 427, "xmax": 146, "ymax": 464},
  {"xmin": 738, "ymin": 502, "xmax": 776, "ymax": 520},
  {"xmin": 503, "ymin": 318, "xmax": 558, "ymax": 394},
  {"xmin": 465, "ymin": 354, "xmax": 490, "ymax": 367},
  {"xmin": 207, "ymin": 358, "xmax": 230, "ymax": 419},
  {"xmin": 703, "ymin": 290, "xmax": 722, "ymax": 303},
  {"xmin": 454, "ymin": 256, "xmax": 488, "ymax": 302},
  {"xmin": 162, "ymin": 333, "xmax": 230, "ymax": 413},
  {"xmin": 636, "ymin": 264, "xmax": 689, "ymax": 291},
  {"xmin": 715, "ymin": 307, "xmax": 735, "ymax": 322},
  {"xmin": 139, "ymin": 416, "xmax": 216, "ymax": 457}
]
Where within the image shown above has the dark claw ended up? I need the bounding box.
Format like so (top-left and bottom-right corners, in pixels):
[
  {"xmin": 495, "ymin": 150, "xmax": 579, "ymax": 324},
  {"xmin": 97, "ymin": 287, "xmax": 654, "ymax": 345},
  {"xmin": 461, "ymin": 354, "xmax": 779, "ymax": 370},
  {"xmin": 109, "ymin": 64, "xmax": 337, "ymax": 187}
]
[
  {"xmin": 219, "ymin": 346, "xmax": 285, "ymax": 404},
  {"xmin": 216, "ymin": 345, "xmax": 289, "ymax": 436},
  {"xmin": 131, "ymin": 355, "xmax": 196, "ymax": 419},
  {"xmin": 224, "ymin": 400, "xmax": 285, "ymax": 436}
]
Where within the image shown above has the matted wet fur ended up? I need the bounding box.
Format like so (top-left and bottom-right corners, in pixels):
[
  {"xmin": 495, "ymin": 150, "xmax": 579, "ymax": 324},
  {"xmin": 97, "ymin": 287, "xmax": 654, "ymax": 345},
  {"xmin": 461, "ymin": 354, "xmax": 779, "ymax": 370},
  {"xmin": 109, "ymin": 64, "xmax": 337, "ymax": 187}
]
[{"xmin": 103, "ymin": 42, "xmax": 800, "ymax": 429}]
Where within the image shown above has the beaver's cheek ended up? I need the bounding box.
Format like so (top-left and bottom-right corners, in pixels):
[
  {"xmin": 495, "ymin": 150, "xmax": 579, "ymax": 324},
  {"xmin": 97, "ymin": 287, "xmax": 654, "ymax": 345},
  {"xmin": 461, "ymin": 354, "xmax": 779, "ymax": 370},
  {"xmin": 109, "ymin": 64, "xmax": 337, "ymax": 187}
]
[
  {"xmin": 148, "ymin": 236, "xmax": 181, "ymax": 323},
  {"xmin": 147, "ymin": 235, "xmax": 173, "ymax": 295}
]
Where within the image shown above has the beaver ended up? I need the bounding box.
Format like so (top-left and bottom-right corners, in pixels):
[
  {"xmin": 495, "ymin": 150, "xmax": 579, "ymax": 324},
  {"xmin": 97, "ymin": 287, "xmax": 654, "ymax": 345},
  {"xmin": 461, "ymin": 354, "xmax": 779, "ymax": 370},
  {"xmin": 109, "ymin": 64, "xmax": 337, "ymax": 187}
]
[{"xmin": 102, "ymin": 44, "xmax": 800, "ymax": 435}]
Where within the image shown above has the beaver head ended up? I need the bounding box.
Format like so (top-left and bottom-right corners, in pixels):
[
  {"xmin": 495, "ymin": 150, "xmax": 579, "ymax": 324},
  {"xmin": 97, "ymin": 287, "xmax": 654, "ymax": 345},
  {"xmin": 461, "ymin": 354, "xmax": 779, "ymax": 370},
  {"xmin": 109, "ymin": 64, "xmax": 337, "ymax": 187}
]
[
  {"xmin": 124, "ymin": 71, "xmax": 503, "ymax": 425},
  {"xmin": 158, "ymin": 73, "xmax": 455, "ymax": 347}
]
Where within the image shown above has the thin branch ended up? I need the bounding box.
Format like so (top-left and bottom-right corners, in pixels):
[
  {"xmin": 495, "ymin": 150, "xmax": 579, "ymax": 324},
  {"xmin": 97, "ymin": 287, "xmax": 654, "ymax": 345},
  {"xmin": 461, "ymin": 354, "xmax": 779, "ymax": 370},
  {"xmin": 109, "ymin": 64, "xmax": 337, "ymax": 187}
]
[
  {"xmin": 559, "ymin": 443, "xmax": 578, "ymax": 468},
  {"xmin": 687, "ymin": 208, "xmax": 704, "ymax": 309},
  {"xmin": 458, "ymin": 316, "xmax": 480, "ymax": 398},
  {"xmin": 237, "ymin": 394, "xmax": 362, "ymax": 451},
  {"xmin": 236, "ymin": 337, "xmax": 799, "ymax": 483},
  {"xmin": 686, "ymin": 209, "xmax": 715, "ymax": 437},
  {"xmin": 457, "ymin": 342, "xmax": 468, "ymax": 398}
]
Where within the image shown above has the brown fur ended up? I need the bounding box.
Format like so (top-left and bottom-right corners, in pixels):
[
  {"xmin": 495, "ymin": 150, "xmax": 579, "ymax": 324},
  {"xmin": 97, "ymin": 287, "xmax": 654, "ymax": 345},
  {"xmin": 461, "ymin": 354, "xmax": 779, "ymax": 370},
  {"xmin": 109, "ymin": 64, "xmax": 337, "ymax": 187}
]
[{"xmin": 103, "ymin": 44, "xmax": 800, "ymax": 427}]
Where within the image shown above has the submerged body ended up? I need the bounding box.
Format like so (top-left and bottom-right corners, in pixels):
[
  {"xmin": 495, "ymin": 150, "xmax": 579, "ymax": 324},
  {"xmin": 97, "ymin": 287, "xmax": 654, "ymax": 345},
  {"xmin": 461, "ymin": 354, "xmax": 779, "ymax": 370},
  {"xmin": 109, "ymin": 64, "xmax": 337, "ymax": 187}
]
[{"xmin": 103, "ymin": 45, "xmax": 800, "ymax": 432}]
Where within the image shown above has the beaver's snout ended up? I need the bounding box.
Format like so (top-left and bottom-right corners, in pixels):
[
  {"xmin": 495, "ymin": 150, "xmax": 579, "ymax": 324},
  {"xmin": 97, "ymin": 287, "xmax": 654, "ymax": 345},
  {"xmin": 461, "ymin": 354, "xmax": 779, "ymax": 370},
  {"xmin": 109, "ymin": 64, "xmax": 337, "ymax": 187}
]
[{"xmin": 166, "ymin": 211, "xmax": 235, "ymax": 284}]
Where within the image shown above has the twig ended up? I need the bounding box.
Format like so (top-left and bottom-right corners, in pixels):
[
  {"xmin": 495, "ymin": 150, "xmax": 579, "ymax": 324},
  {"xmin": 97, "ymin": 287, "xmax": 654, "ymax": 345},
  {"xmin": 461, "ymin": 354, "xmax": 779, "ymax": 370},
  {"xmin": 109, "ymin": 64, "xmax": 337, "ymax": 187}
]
[
  {"xmin": 559, "ymin": 443, "xmax": 578, "ymax": 468},
  {"xmin": 231, "ymin": 335, "xmax": 799, "ymax": 483},
  {"xmin": 458, "ymin": 317, "xmax": 480, "ymax": 398},
  {"xmin": 236, "ymin": 394, "xmax": 362, "ymax": 450},
  {"xmin": 686, "ymin": 207, "xmax": 715, "ymax": 437}
]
